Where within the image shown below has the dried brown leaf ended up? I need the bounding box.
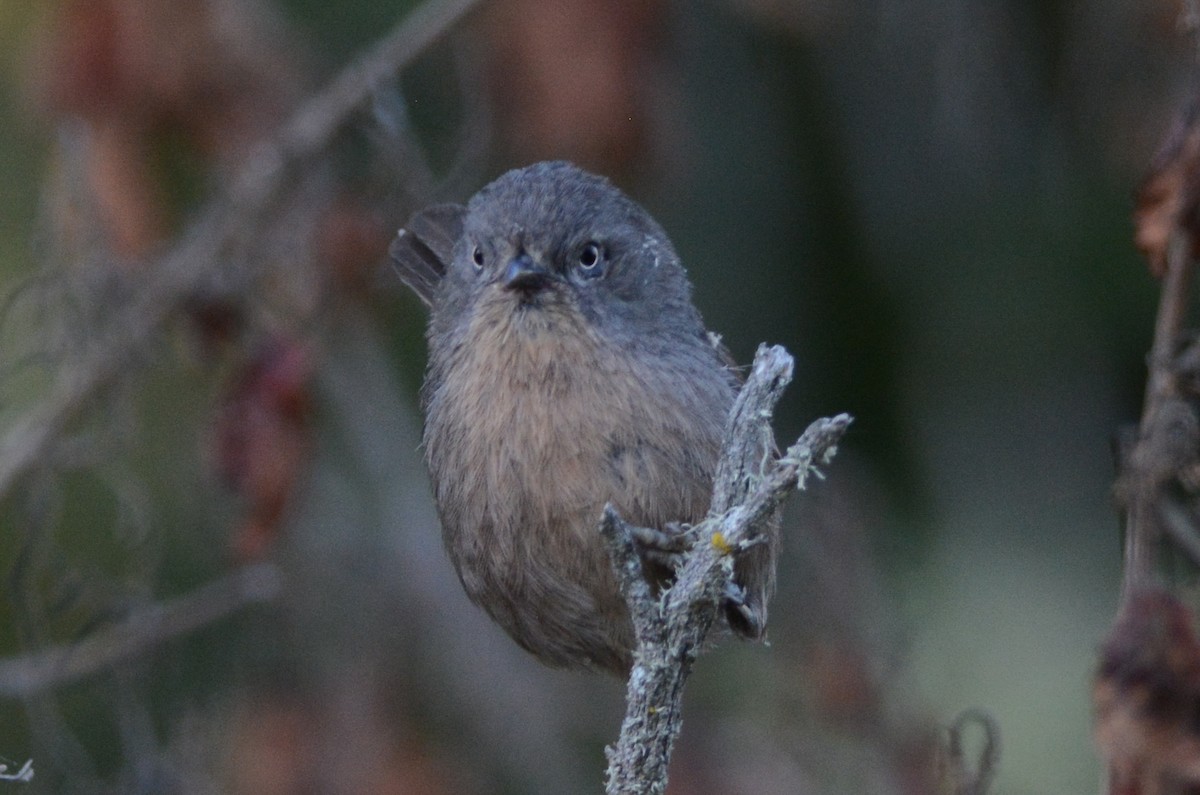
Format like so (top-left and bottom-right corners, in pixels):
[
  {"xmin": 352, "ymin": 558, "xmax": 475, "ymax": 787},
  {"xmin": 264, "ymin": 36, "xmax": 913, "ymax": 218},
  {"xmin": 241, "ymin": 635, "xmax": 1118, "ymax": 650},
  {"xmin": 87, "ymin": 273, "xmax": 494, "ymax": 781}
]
[
  {"xmin": 1136, "ymin": 98, "xmax": 1200, "ymax": 277},
  {"xmin": 1094, "ymin": 589, "xmax": 1200, "ymax": 793}
]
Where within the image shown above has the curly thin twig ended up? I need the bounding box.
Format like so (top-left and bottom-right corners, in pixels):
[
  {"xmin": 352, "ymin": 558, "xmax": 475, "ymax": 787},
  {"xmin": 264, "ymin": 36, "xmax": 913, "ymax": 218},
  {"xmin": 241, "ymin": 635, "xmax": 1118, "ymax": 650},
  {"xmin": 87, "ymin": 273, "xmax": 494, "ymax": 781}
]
[
  {"xmin": 942, "ymin": 708, "xmax": 1001, "ymax": 795},
  {"xmin": 0, "ymin": 758, "xmax": 33, "ymax": 783}
]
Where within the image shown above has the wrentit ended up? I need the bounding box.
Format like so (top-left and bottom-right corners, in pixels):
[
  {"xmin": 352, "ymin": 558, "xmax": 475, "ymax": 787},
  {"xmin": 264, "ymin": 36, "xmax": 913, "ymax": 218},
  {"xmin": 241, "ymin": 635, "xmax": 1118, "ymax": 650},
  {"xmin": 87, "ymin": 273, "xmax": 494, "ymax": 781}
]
[{"xmin": 390, "ymin": 161, "xmax": 776, "ymax": 674}]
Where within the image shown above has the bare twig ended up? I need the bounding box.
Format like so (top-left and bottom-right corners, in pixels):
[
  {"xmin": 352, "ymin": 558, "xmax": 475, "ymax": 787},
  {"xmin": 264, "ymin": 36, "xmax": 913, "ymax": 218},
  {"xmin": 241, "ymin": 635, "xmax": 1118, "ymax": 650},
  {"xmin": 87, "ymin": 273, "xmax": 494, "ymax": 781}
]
[
  {"xmin": 0, "ymin": 563, "xmax": 281, "ymax": 698},
  {"xmin": 1122, "ymin": 231, "xmax": 1196, "ymax": 597},
  {"xmin": 601, "ymin": 344, "xmax": 852, "ymax": 795},
  {"xmin": 1157, "ymin": 497, "xmax": 1200, "ymax": 568},
  {"xmin": 228, "ymin": 0, "xmax": 483, "ymax": 209},
  {"xmin": 0, "ymin": 0, "xmax": 482, "ymax": 506}
]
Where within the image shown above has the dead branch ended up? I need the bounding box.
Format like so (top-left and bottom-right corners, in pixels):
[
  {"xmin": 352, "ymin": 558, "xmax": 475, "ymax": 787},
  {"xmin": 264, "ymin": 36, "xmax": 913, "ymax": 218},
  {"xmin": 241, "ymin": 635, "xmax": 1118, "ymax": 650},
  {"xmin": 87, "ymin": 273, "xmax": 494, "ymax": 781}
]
[
  {"xmin": 1121, "ymin": 232, "xmax": 1197, "ymax": 595},
  {"xmin": 600, "ymin": 343, "xmax": 852, "ymax": 795},
  {"xmin": 0, "ymin": 563, "xmax": 281, "ymax": 698}
]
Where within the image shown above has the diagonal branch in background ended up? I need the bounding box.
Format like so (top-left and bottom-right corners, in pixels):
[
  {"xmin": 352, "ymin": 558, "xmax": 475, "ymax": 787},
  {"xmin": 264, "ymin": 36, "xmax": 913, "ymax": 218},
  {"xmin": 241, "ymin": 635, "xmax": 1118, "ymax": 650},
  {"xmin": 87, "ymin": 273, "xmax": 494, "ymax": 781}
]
[
  {"xmin": 0, "ymin": 0, "xmax": 482, "ymax": 505},
  {"xmin": 0, "ymin": 563, "xmax": 281, "ymax": 699},
  {"xmin": 601, "ymin": 344, "xmax": 852, "ymax": 795}
]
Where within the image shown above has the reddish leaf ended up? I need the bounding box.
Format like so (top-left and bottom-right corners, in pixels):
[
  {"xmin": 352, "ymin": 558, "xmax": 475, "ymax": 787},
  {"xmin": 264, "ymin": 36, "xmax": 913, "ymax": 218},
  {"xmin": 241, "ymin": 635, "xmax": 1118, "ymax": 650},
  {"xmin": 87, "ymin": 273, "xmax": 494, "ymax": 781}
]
[
  {"xmin": 215, "ymin": 338, "xmax": 313, "ymax": 561},
  {"xmin": 1135, "ymin": 99, "xmax": 1200, "ymax": 277},
  {"xmin": 479, "ymin": 0, "xmax": 667, "ymax": 175}
]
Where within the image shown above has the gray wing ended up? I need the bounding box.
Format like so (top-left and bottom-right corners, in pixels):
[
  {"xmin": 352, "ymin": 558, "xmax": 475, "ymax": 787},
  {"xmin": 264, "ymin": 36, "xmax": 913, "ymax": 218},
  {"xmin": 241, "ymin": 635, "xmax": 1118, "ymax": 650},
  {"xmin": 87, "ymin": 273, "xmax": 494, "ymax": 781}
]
[{"xmin": 388, "ymin": 203, "xmax": 466, "ymax": 306}]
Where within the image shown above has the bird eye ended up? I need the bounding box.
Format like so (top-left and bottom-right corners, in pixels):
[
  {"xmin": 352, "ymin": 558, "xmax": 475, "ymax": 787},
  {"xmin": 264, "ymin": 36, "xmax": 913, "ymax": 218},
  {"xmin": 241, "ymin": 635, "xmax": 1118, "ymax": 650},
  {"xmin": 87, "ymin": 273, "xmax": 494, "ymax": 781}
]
[
  {"xmin": 471, "ymin": 246, "xmax": 485, "ymax": 270},
  {"xmin": 578, "ymin": 242, "xmax": 603, "ymax": 274}
]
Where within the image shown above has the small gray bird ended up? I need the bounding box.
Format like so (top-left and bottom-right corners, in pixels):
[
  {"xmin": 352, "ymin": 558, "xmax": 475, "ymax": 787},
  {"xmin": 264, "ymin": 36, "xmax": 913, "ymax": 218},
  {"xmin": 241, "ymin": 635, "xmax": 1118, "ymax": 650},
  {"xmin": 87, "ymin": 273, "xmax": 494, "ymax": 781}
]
[{"xmin": 390, "ymin": 161, "xmax": 776, "ymax": 674}]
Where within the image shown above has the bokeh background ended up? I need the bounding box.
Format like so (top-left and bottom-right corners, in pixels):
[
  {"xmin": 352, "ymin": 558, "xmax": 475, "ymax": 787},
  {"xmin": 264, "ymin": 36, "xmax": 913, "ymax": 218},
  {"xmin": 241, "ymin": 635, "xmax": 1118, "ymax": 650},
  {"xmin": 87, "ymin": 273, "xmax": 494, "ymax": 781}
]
[{"xmin": 0, "ymin": 0, "xmax": 1189, "ymax": 792}]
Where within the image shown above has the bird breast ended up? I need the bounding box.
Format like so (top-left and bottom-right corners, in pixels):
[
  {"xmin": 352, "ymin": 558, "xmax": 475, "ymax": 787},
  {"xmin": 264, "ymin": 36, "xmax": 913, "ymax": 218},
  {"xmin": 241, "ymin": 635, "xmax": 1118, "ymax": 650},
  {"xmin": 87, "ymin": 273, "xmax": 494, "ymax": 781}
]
[{"xmin": 426, "ymin": 296, "xmax": 721, "ymax": 579}]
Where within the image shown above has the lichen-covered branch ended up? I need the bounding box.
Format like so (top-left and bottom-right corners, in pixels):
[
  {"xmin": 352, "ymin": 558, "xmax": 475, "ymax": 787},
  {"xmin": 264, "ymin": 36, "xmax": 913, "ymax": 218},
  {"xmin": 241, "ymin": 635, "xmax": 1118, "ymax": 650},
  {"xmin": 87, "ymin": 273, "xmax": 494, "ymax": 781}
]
[{"xmin": 600, "ymin": 343, "xmax": 852, "ymax": 795}]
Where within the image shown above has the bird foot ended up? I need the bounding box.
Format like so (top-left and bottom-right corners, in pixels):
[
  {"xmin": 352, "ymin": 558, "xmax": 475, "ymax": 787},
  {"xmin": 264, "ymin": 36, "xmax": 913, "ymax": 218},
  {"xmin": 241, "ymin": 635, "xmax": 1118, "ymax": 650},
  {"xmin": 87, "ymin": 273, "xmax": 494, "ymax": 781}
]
[{"xmin": 631, "ymin": 521, "xmax": 693, "ymax": 569}]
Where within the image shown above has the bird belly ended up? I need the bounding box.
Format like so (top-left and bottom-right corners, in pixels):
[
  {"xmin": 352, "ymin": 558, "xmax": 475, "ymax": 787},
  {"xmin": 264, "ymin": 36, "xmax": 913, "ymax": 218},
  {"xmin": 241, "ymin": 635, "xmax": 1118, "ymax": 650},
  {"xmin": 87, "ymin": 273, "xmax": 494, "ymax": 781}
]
[{"xmin": 425, "ymin": 317, "xmax": 722, "ymax": 672}]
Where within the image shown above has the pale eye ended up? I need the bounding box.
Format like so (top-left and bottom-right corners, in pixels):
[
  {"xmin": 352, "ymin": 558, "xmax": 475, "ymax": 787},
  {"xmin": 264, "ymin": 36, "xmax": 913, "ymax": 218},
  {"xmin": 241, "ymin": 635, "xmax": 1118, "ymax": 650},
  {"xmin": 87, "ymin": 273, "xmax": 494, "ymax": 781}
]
[{"xmin": 578, "ymin": 242, "xmax": 603, "ymax": 273}]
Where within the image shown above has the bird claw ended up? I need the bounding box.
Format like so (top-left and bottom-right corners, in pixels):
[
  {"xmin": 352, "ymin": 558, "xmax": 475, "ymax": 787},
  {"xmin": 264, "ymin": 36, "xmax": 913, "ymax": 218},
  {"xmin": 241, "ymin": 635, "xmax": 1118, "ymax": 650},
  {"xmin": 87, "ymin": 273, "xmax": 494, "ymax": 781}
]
[
  {"xmin": 722, "ymin": 581, "xmax": 765, "ymax": 639},
  {"xmin": 723, "ymin": 580, "xmax": 748, "ymax": 608},
  {"xmin": 631, "ymin": 522, "xmax": 693, "ymax": 569}
]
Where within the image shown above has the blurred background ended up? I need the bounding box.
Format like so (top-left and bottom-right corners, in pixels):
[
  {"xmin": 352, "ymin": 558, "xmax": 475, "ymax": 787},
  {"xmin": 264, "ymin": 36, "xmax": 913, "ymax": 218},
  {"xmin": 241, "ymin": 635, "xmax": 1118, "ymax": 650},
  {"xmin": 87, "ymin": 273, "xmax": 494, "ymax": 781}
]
[{"xmin": 0, "ymin": 0, "xmax": 1189, "ymax": 792}]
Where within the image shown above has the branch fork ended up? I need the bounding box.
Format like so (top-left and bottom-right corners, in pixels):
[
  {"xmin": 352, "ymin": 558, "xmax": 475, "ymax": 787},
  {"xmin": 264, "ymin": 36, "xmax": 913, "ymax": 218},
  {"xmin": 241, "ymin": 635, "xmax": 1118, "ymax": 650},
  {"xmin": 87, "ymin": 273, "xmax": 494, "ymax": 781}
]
[{"xmin": 600, "ymin": 343, "xmax": 852, "ymax": 794}]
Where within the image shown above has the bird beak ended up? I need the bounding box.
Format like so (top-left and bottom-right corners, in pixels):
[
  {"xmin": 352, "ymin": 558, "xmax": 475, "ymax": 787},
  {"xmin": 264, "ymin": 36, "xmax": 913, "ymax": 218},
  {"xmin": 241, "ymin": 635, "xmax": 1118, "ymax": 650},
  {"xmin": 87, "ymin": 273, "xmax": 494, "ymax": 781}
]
[{"xmin": 503, "ymin": 253, "xmax": 551, "ymax": 293}]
